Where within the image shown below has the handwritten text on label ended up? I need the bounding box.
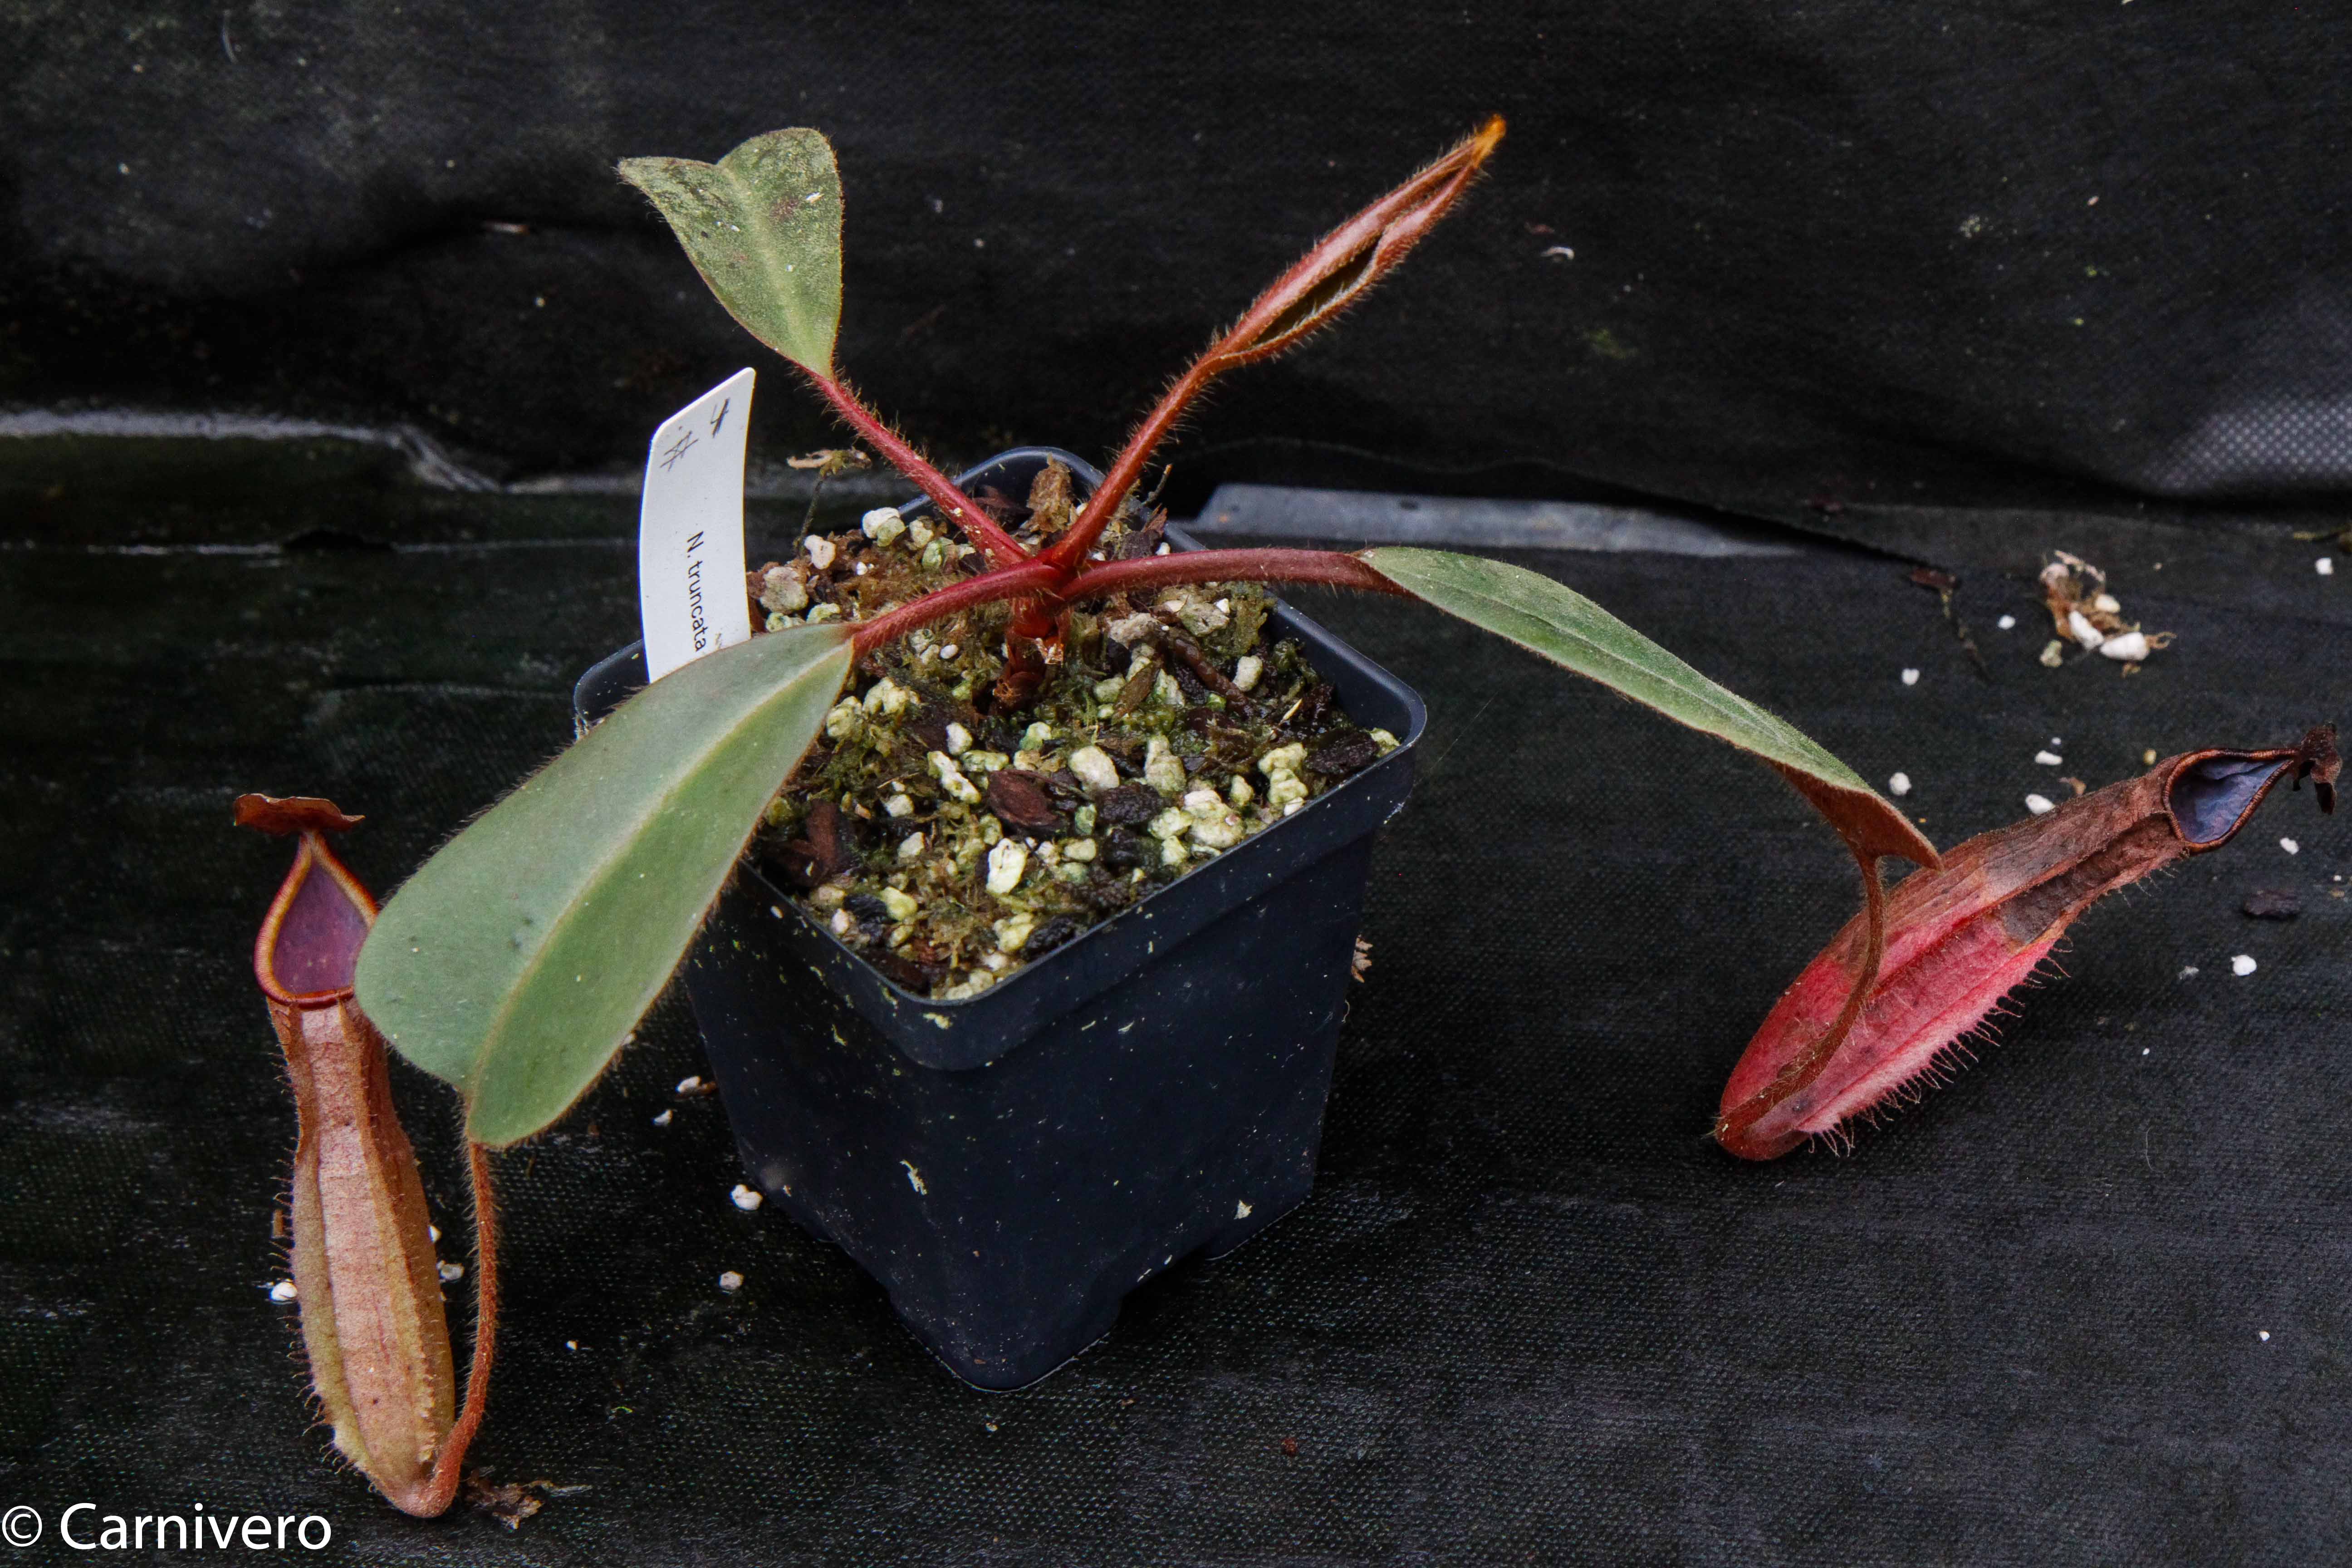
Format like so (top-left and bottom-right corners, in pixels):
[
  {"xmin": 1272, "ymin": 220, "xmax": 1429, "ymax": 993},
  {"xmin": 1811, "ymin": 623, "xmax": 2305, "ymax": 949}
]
[{"xmin": 639, "ymin": 368, "xmax": 755, "ymax": 680}]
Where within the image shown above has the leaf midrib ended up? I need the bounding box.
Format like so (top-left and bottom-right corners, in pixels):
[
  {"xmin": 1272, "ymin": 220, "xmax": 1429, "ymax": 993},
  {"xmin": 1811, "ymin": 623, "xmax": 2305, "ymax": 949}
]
[
  {"xmin": 1378, "ymin": 550, "xmax": 1872, "ymax": 794},
  {"xmin": 715, "ymin": 155, "xmax": 814, "ymax": 368}
]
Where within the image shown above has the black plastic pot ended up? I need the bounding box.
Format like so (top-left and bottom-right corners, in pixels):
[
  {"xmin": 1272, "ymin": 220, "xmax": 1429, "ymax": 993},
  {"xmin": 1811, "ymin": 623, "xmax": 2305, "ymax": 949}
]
[{"xmin": 573, "ymin": 447, "xmax": 1425, "ymax": 1389}]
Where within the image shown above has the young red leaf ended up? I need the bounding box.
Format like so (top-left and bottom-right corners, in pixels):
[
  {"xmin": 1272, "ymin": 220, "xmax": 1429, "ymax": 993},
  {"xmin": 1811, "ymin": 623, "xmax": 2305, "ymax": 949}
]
[{"xmin": 1047, "ymin": 117, "xmax": 1507, "ymax": 571}]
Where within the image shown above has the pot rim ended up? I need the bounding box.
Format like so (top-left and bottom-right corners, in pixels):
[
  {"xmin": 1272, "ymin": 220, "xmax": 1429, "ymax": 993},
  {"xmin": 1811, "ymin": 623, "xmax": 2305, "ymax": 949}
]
[{"xmin": 574, "ymin": 446, "xmax": 1426, "ymax": 1062}]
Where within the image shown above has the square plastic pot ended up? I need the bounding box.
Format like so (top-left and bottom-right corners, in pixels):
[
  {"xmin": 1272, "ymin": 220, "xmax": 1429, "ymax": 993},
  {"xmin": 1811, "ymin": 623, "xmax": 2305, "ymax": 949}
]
[{"xmin": 573, "ymin": 447, "xmax": 1425, "ymax": 1389}]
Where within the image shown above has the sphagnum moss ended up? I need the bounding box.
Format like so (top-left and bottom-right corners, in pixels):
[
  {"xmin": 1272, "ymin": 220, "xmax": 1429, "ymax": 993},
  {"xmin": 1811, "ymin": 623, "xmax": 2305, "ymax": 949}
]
[{"xmin": 749, "ymin": 461, "xmax": 1396, "ymax": 1000}]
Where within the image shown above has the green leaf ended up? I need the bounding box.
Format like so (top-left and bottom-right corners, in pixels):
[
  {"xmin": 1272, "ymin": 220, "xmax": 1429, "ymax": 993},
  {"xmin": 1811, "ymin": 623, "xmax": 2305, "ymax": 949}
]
[
  {"xmin": 619, "ymin": 128, "xmax": 843, "ymax": 375},
  {"xmin": 1363, "ymin": 546, "xmax": 1936, "ymax": 869},
  {"xmin": 354, "ymin": 625, "xmax": 854, "ymax": 1146}
]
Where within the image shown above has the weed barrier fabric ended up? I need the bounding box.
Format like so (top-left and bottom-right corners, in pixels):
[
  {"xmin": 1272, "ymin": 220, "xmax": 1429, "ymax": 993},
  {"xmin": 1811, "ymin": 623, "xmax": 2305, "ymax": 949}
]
[
  {"xmin": 11, "ymin": 2, "xmax": 2352, "ymax": 525},
  {"xmin": 1, "ymin": 471, "xmax": 2347, "ymax": 1563}
]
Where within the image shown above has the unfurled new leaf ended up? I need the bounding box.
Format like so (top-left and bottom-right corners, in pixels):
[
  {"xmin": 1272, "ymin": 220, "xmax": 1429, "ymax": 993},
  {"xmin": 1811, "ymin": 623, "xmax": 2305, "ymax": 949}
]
[
  {"xmin": 620, "ymin": 129, "xmax": 844, "ymax": 375},
  {"xmin": 355, "ymin": 624, "xmax": 854, "ymax": 1147}
]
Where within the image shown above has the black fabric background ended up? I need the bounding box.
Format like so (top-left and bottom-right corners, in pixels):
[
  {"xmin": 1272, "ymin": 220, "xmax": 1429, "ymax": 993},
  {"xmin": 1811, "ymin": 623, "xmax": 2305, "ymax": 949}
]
[
  {"xmin": 2, "ymin": 455, "xmax": 2347, "ymax": 1562},
  {"xmin": 9, "ymin": 2, "xmax": 2352, "ymax": 521}
]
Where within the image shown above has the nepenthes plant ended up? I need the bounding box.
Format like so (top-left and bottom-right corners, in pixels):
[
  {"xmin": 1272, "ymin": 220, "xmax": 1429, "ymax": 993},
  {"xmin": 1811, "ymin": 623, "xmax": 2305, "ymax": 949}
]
[
  {"xmin": 258, "ymin": 118, "xmax": 1967, "ymax": 1512},
  {"xmin": 348, "ymin": 118, "xmax": 1933, "ymax": 1148},
  {"xmin": 245, "ymin": 117, "xmax": 2340, "ymax": 1515}
]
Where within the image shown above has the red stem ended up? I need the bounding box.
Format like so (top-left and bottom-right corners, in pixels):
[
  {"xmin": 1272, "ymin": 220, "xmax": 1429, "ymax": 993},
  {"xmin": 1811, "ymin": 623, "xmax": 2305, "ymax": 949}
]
[
  {"xmin": 1039, "ymin": 361, "xmax": 1212, "ymax": 573},
  {"xmin": 851, "ymin": 558, "xmax": 1067, "ymax": 656},
  {"xmin": 801, "ymin": 369, "xmax": 1030, "ymax": 570},
  {"xmin": 412, "ymin": 1141, "xmax": 499, "ymax": 1517},
  {"xmin": 848, "ymin": 548, "xmax": 1404, "ymax": 659},
  {"xmin": 1055, "ymin": 548, "xmax": 1406, "ymax": 605}
]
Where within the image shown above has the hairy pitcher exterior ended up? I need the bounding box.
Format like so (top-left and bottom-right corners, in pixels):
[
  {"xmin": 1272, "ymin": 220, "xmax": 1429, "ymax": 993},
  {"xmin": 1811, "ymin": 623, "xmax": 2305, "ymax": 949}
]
[
  {"xmin": 1717, "ymin": 728, "xmax": 2340, "ymax": 1160},
  {"xmin": 240, "ymin": 794, "xmax": 496, "ymax": 1517}
]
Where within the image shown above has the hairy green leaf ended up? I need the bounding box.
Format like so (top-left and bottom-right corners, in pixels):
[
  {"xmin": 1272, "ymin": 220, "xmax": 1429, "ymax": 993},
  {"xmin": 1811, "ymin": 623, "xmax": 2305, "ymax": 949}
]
[
  {"xmin": 619, "ymin": 128, "xmax": 843, "ymax": 375},
  {"xmin": 1365, "ymin": 547, "xmax": 1936, "ymax": 868},
  {"xmin": 355, "ymin": 625, "xmax": 854, "ymax": 1146}
]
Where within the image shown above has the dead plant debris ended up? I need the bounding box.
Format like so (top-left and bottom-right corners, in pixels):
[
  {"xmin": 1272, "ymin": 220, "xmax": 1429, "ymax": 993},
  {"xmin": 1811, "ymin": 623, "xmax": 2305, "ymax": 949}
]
[
  {"xmin": 786, "ymin": 447, "xmax": 872, "ymax": 474},
  {"xmin": 2038, "ymin": 551, "xmax": 2172, "ymax": 673},
  {"xmin": 464, "ymin": 1476, "xmax": 592, "ymax": 1531},
  {"xmin": 1906, "ymin": 564, "xmax": 1987, "ymax": 677}
]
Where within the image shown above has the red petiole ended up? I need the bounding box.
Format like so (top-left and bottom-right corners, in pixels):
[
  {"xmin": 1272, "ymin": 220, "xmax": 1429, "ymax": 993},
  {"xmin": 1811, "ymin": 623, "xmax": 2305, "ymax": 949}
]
[
  {"xmin": 801, "ymin": 368, "xmax": 1029, "ymax": 570},
  {"xmin": 846, "ymin": 547, "xmax": 1400, "ymax": 661},
  {"xmin": 828, "ymin": 118, "xmax": 1505, "ymax": 686},
  {"xmin": 1053, "ymin": 547, "xmax": 1405, "ymax": 604},
  {"xmin": 849, "ymin": 558, "xmax": 1066, "ymax": 657}
]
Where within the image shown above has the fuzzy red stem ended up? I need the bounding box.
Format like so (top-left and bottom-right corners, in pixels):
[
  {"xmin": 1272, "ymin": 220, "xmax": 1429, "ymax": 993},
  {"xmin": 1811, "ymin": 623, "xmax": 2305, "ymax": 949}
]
[
  {"xmin": 848, "ymin": 548, "xmax": 1404, "ymax": 659},
  {"xmin": 1039, "ymin": 358, "xmax": 1215, "ymax": 573},
  {"xmin": 801, "ymin": 369, "xmax": 1029, "ymax": 569},
  {"xmin": 850, "ymin": 558, "xmax": 1068, "ymax": 656},
  {"xmin": 1055, "ymin": 548, "xmax": 1408, "ymax": 604},
  {"xmin": 410, "ymin": 1141, "xmax": 499, "ymax": 1517}
]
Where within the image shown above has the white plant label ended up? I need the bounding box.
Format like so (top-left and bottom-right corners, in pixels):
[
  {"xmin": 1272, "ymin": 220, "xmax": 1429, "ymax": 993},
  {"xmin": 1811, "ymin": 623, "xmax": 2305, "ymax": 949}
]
[{"xmin": 638, "ymin": 367, "xmax": 755, "ymax": 681}]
